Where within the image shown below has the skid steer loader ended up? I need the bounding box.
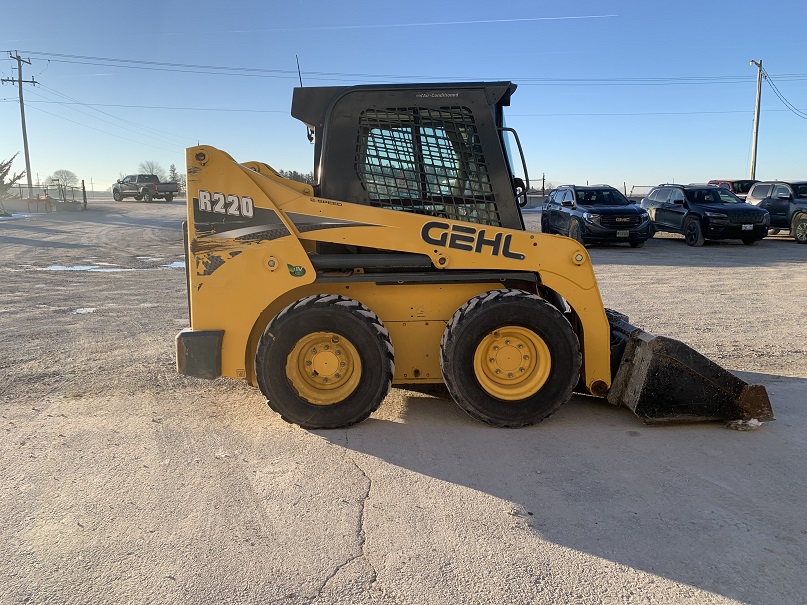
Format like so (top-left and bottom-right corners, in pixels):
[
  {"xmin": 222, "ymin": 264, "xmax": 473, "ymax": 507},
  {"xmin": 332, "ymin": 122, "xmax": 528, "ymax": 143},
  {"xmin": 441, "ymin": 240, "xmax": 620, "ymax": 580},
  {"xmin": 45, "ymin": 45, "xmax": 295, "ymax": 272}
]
[{"xmin": 176, "ymin": 81, "xmax": 773, "ymax": 429}]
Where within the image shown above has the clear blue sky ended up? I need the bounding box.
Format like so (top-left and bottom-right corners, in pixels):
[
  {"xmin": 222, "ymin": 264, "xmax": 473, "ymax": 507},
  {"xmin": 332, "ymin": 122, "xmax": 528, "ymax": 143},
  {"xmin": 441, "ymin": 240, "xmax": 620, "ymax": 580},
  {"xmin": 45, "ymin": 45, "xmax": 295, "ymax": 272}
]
[{"xmin": 2, "ymin": 0, "xmax": 805, "ymax": 193}]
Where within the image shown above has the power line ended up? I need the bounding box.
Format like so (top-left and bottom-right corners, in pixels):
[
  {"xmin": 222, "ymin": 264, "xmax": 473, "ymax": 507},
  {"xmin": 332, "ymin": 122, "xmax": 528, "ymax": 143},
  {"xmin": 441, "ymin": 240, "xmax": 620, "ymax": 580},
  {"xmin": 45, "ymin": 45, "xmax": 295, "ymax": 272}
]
[
  {"xmin": 35, "ymin": 83, "xmax": 191, "ymax": 144},
  {"xmin": 9, "ymin": 49, "xmax": 807, "ymax": 87},
  {"xmin": 762, "ymin": 68, "xmax": 807, "ymax": 120},
  {"xmin": 25, "ymin": 104, "xmax": 179, "ymax": 154}
]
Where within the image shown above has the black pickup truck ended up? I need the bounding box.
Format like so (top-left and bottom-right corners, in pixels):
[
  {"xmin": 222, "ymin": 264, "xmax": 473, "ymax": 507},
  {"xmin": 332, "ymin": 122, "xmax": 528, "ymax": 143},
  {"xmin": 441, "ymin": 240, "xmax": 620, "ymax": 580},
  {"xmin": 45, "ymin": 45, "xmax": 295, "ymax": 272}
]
[
  {"xmin": 745, "ymin": 180, "xmax": 807, "ymax": 244},
  {"xmin": 112, "ymin": 174, "xmax": 179, "ymax": 203}
]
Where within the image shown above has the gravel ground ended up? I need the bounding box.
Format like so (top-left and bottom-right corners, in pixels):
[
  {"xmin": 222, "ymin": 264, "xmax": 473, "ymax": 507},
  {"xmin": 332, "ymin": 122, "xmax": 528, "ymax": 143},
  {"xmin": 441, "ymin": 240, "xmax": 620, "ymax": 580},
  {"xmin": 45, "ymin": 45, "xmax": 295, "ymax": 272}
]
[{"xmin": 1, "ymin": 200, "xmax": 805, "ymax": 605}]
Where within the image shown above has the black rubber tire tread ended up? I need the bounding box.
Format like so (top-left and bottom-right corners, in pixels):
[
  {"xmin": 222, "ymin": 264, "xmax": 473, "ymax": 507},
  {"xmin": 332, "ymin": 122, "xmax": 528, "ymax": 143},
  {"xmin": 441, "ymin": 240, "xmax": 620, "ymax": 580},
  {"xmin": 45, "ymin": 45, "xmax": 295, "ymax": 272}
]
[
  {"xmin": 684, "ymin": 217, "xmax": 705, "ymax": 247},
  {"xmin": 440, "ymin": 289, "xmax": 581, "ymax": 428},
  {"xmin": 164, "ymin": 193, "xmax": 174, "ymax": 203},
  {"xmin": 142, "ymin": 190, "xmax": 153, "ymax": 203},
  {"xmin": 768, "ymin": 229, "xmax": 780, "ymax": 236},
  {"xmin": 255, "ymin": 294, "xmax": 394, "ymax": 429},
  {"xmin": 568, "ymin": 220, "xmax": 585, "ymax": 245},
  {"xmin": 134, "ymin": 195, "xmax": 142, "ymax": 201},
  {"xmin": 741, "ymin": 236, "xmax": 761, "ymax": 245},
  {"xmin": 629, "ymin": 240, "xmax": 646, "ymax": 248},
  {"xmin": 793, "ymin": 216, "xmax": 807, "ymax": 244},
  {"xmin": 113, "ymin": 190, "xmax": 122, "ymax": 202}
]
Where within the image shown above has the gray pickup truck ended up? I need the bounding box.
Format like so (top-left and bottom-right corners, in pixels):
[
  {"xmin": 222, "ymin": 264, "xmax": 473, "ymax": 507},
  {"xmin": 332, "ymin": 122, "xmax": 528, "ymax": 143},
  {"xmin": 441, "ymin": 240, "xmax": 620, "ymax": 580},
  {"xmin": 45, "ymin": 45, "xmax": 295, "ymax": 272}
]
[{"xmin": 112, "ymin": 174, "xmax": 179, "ymax": 203}]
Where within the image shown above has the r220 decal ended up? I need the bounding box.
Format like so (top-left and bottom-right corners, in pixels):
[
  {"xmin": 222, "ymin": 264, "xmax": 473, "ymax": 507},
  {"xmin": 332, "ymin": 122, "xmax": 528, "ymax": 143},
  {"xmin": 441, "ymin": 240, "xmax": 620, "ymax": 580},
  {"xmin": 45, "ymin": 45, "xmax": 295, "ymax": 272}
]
[{"xmin": 198, "ymin": 190, "xmax": 254, "ymax": 218}]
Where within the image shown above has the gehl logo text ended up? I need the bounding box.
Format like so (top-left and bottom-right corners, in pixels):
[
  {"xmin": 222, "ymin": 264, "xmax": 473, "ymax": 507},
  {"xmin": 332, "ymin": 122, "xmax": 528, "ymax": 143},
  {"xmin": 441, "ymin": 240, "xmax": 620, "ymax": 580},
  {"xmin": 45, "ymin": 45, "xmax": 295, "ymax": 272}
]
[{"xmin": 421, "ymin": 221, "xmax": 525, "ymax": 260}]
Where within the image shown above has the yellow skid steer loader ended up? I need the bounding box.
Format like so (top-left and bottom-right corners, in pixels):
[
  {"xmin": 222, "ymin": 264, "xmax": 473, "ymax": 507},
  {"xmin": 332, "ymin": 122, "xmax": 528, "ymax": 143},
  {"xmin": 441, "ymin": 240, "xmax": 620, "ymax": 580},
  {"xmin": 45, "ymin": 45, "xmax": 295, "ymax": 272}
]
[{"xmin": 176, "ymin": 82, "xmax": 773, "ymax": 429}]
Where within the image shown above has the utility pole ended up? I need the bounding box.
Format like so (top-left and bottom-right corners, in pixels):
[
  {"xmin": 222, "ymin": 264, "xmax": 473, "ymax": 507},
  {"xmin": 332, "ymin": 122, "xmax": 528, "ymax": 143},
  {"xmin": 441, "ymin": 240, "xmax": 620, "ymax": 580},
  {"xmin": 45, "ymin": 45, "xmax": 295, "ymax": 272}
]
[
  {"xmin": 749, "ymin": 59, "xmax": 764, "ymax": 180},
  {"xmin": 1, "ymin": 52, "xmax": 37, "ymax": 198}
]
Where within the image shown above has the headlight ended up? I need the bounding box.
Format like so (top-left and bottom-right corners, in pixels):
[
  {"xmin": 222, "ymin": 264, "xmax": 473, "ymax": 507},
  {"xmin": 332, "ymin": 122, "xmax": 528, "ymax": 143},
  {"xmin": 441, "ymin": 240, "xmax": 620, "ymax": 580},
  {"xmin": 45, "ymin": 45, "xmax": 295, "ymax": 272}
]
[
  {"xmin": 582, "ymin": 212, "xmax": 602, "ymax": 225},
  {"xmin": 705, "ymin": 212, "xmax": 728, "ymax": 220}
]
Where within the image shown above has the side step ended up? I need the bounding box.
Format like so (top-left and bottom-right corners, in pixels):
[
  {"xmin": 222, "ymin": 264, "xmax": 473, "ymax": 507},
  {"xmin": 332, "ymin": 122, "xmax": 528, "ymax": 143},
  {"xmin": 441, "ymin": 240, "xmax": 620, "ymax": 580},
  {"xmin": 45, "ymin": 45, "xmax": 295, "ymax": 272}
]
[{"xmin": 606, "ymin": 310, "xmax": 774, "ymax": 424}]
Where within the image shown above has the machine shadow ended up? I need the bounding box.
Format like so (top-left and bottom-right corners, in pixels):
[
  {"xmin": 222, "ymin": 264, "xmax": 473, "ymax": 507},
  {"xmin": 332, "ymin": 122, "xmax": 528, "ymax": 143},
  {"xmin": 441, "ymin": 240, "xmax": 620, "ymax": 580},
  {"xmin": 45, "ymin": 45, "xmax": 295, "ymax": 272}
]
[{"xmin": 319, "ymin": 372, "xmax": 807, "ymax": 605}]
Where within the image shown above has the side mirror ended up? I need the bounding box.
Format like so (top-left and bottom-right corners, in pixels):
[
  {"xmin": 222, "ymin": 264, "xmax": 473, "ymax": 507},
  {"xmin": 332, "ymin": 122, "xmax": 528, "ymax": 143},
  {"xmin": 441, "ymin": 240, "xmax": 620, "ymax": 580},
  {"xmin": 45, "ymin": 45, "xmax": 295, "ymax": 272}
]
[{"xmin": 116, "ymin": 179, "xmax": 121, "ymax": 184}]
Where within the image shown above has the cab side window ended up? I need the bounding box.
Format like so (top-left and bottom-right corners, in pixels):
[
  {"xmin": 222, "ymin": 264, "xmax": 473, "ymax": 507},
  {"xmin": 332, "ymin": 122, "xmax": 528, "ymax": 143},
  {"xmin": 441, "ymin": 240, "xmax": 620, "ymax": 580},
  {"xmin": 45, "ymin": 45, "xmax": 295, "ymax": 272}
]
[
  {"xmin": 749, "ymin": 184, "xmax": 771, "ymax": 200},
  {"xmin": 772, "ymin": 185, "xmax": 790, "ymax": 198}
]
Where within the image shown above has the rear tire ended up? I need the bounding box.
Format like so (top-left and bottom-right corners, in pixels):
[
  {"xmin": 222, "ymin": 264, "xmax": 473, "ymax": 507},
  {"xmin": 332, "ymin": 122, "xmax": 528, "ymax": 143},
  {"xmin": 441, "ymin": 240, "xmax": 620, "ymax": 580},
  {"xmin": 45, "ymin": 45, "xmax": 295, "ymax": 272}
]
[
  {"xmin": 255, "ymin": 295, "xmax": 394, "ymax": 429},
  {"xmin": 793, "ymin": 216, "xmax": 807, "ymax": 244},
  {"xmin": 164, "ymin": 193, "xmax": 174, "ymax": 203},
  {"xmin": 440, "ymin": 289, "xmax": 581, "ymax": 427},
  {"xmin": 113, "ymin": 190, "xmax": 122, "ymax": 202},
  {"xmin": 142, "ymin": 190, "xmax": 153, "ymax": 203},
  {"xmin": 684, "ymin": 217, "xmax": 705, "ymax": 247}
]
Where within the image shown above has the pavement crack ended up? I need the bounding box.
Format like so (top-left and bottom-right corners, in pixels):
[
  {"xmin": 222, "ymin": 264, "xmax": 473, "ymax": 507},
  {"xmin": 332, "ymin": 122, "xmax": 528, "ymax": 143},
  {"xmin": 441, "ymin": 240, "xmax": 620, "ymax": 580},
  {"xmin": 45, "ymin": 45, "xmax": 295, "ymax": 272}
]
[{"xmin": 309, "ymin": 454, "xmax": 378, "ymax": 603}]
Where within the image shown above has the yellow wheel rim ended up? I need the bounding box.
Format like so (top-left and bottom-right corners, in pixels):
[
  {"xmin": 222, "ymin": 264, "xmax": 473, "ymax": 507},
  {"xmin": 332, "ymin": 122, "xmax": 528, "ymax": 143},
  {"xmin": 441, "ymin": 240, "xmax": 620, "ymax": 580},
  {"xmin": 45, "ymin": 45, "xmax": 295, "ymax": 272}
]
[
  {"xmin": 473, "ymin": 326, "xmax": 551, "ymax": 401},
  {"xmin": 286, "ymin": 332, "xmax": 361, "ymax": 405}
]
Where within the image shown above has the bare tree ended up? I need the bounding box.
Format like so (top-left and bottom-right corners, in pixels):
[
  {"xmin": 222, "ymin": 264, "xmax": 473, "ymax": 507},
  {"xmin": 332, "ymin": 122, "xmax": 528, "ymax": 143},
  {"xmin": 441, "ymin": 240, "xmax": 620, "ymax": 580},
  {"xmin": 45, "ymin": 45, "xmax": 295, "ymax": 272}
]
[
  {"xmin": 138, "ymin": 161, "xmax": 166, "ymax": 181},
  {"xmin": 1, "ymin": 154, "xmax": 26, "ymax": 200},
  {"xmin": 47, "ymin": 169, "xmax": 79, "ymax": 187}
]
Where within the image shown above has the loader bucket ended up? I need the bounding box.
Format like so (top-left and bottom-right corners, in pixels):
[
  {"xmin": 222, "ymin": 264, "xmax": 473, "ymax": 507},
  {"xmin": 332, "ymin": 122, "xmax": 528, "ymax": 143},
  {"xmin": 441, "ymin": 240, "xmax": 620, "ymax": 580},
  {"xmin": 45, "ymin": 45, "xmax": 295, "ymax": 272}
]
[{"xmin": 605, "ymin": 310, "xmax": 774, "ymax": 424}]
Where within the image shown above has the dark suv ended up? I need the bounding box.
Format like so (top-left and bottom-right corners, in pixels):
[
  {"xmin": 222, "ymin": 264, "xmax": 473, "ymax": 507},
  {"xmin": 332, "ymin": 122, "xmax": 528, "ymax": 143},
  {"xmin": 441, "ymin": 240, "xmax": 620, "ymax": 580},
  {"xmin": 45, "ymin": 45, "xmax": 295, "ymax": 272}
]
[
  {"xmin": 641, "ymin": 184, "xmax": 769, "ymax": 246},
  {"xmin": 745, "ymin": 180, "xmax": 807, "ymax": 244},
  {"xmin": 541, "ymin": 185, "xmax": 651, "ymax": 247}
]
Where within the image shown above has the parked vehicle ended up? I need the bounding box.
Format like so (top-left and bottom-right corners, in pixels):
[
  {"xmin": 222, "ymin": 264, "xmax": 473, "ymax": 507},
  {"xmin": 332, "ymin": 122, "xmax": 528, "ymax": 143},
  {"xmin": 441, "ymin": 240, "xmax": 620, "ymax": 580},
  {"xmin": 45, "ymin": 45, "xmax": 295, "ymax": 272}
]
[
  {"xmin": 641, "ymin": 184, "xmax": 769, "ymax": 246},
  {"xmin": 541, "ymin": 185, "xmax": 651, "ymax": 247},
  {"xmin": 745, "ymin": 180, "xmax": 807, "ymax": 244},
  {"xmin": 112, "ymin": 174, "xmax": 179, "ymax": 203},
  {"xmin": 707, "ymin": 179, "xmax": 758, "ymax": 200}
]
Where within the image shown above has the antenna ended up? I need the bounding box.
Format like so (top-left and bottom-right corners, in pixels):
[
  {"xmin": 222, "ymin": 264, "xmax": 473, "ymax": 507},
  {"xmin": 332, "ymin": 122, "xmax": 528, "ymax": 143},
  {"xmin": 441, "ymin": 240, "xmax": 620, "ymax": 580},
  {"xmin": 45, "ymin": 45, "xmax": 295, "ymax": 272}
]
[{"xmin": 296, "ymin": 55, "xmax": 315, "ymax": 144}]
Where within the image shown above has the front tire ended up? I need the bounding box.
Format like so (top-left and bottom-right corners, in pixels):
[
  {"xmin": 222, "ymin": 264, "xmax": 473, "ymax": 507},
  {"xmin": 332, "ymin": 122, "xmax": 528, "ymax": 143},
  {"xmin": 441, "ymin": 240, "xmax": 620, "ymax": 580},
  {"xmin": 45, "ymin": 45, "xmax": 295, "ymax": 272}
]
[
  {"xmin": 793, "ymin": 216, "xmax": 807, "ymax": 244},
  {"xmin": 742, "ymin": 236, "xmax": 761, "ymax": 245},
  {"xmin": 568, "ymin": 219, "xmax": 585, "ymax": 245},
  {"xmin": 113, "ymin": 190, "xmax": 122, "ymax": 202},
  {"xmin": 440, "ymin": 289, "xmax": 581, "ymax": 427},
  {"xmin": 255, "ymin": 295, "xmax": 394, "ymax": 429},
  {"xmin": 629, "ymin": 240, "xmax": 646, "ymax": 248},
  {"xmin": 684, "ymin": 217, "xmax": 705, "ymax": 247}
]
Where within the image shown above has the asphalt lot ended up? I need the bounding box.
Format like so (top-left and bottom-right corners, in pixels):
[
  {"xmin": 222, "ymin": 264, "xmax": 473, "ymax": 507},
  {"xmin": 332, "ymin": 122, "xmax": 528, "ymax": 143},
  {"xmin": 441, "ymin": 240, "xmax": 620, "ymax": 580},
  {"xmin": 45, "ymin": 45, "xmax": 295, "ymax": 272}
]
[{"xmin": 1, "ymin": 198, "xmax": 805, "ymax": 604}]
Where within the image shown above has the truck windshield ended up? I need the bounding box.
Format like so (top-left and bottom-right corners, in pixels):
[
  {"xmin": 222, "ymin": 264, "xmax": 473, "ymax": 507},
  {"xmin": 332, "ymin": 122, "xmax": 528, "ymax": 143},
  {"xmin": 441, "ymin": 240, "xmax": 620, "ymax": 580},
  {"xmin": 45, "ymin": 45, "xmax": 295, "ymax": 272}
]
[{"xmin": 732, "ymin": 180, "xmax": 756, "ymax": 194}]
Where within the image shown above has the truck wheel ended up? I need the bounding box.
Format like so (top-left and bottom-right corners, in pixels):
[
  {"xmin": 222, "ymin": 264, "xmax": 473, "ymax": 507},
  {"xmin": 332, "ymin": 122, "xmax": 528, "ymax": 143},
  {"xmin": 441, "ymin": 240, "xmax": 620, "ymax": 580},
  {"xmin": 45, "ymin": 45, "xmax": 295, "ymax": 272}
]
[
  {"xmin": 684, "ymin": 217, "xmax": 705, "ymax": 247},
  {"xmin": 793, "ymin": 216, "xmax": 807, "ymax": 244},
  {"xmin": 255, "ymin": 295, "xmax": 394, "ymax": 429},
  {"xmin": 164, "ymin": 193, "xmax": 173, "ymax": 203},
  {"xmin": 134, "ymin": 195, "xmax": 142, "ymax": 201},
  {"xmin": 113, "ymin": 190, "xmax": 122, "ymax": 202},
  {"xmin": 742, "ymin": 236, "xmax": 761, "ymax": 245},
  {"xmin": 440, "ymin": 289, "xmax": 581, "ymax": 427},
  {"xmin": 142, "ymin": 190, "xmax": 153, "ymax": 203},
  {"xmin": 768, "ymin": 229, "xmax": 780, "ymax": 236}
]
